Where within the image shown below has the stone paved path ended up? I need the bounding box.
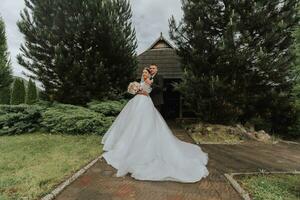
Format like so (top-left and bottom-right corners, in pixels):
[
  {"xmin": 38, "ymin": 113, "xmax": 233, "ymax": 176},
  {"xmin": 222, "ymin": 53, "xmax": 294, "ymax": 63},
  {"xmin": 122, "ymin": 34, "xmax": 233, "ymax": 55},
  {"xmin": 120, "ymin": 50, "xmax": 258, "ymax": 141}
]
[{"xmin": 54, "ymin": 123, "xmax": 300, "ymax": 200}]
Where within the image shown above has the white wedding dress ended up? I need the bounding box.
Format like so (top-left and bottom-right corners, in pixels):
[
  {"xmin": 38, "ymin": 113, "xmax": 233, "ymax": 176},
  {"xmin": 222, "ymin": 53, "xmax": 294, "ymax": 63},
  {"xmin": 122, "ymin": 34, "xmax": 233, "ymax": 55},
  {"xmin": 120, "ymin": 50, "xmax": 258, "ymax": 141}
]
[{"xmin": 101, "ymin": 82, "xmax": 209, "ymax": 183}]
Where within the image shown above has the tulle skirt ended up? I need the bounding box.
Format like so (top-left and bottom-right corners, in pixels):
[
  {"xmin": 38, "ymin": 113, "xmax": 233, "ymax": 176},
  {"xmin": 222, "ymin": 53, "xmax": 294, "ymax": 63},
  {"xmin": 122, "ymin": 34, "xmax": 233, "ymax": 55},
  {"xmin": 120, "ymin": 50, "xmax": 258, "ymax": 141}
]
[{"xmin": 101, "ymin": 94, "xmax": 209, "ymax": 183}]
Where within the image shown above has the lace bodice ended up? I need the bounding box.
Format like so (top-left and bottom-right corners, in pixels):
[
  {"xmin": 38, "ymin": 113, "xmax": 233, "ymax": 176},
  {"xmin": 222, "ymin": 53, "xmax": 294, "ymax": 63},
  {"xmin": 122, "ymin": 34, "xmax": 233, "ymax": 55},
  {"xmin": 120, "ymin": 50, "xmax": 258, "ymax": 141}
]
[{"xmin": 140, "ymin": 82, "xmax": 152, "ymax": 94}]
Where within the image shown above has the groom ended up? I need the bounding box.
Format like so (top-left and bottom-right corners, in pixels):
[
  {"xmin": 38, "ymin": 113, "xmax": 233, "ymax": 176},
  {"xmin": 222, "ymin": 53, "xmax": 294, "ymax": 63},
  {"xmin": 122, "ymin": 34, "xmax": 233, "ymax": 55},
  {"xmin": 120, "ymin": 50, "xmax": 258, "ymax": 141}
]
[{"xmin": 149, "ymin": 64, "xmax": 164, "ymax": 113}]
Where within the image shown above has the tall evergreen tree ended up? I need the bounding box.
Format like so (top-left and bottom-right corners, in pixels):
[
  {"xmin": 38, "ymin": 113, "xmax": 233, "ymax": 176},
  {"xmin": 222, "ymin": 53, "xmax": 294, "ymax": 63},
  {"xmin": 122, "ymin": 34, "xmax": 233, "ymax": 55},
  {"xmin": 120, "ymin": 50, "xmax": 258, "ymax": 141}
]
[
  {"xmin": 11, "ymin": 78, "xmax": 26, "ymax": 105},
  {"xmin": 17, "ymin": 0, "xmax": 137, "ymax": 105},
  {"xmin": 0, "ymin": 16, "xmax": 13, "ymax": 104},
  {"xmin": 26, "ymin": 78, "xmax": 38, "ymax": 104},
  {"xmin": 289, "ymin": 16, "xmax": 300, "ymax": 136},
  {"xmin": 170, "ymin": 0, "xmax": 299, "ymax": 133}
]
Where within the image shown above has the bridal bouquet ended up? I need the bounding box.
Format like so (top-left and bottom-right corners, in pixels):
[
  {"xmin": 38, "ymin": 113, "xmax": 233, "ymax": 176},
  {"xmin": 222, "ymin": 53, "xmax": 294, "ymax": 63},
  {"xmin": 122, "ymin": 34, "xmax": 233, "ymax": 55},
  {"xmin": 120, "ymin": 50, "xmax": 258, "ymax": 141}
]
[{"xmin": 127, "ymin": 81, "xmax": 141, "ymax": 95}]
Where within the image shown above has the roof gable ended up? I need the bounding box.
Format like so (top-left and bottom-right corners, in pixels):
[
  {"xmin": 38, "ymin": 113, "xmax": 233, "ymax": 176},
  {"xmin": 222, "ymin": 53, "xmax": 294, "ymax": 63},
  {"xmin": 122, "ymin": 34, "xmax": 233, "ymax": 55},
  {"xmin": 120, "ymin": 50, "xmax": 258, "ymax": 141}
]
[
  {"xmin": 147, "ymin": 32, "xmax": 175, "ymax": 51},
  {"xmin": 137, "ymin": 33, "xmax": 183, "ymax": 79}
]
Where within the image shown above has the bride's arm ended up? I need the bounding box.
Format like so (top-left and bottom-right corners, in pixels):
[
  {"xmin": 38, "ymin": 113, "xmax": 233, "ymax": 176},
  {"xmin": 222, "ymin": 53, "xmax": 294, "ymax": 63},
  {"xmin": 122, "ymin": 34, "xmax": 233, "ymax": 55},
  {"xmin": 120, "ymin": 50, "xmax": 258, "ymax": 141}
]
[
  {"xmin": 144, "ymin": 78, "xmax": 153, "ymax": 85},
  {"xmin": 136, "ymin": 84, "xmax": 149, "ymax": 96},
  {"xmin": 137, "ymin": 88, "xmax": 149, "ymax": 96}
]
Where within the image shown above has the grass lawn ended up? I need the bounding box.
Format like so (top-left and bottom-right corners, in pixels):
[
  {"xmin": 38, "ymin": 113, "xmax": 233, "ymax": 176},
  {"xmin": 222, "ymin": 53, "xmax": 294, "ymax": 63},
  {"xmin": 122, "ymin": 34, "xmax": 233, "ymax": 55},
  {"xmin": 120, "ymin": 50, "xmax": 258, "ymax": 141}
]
[
  {"xmin": 238, "ymin": 174, "xmax": 300, "ymax": 200},
  {"xmin": 0, "ymin": 133, "xmax": 102, "ymax": 200}
]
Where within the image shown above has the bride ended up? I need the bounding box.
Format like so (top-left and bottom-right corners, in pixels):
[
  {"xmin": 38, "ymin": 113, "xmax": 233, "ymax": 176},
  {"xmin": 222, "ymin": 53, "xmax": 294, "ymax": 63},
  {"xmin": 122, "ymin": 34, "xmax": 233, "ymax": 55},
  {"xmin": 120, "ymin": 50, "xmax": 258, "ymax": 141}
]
[{"xmin": 101, "ymin": 68, "xmax": 209, "ymax": 183}]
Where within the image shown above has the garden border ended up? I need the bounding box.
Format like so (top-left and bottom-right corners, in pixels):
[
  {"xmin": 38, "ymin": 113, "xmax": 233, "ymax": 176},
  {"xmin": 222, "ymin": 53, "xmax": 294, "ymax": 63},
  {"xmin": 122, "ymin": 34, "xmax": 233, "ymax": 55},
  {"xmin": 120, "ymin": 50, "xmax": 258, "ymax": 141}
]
[
  {"xmin": 40, "ymin": 155, "xmax": 103, "ymax": 200},
  {"xmin": 186, "ymin": 131, "xmax": 248, "ymax": 145},
  {"xmin": 224, "ymin": 171, "xmax": 300, "ymax": 200},
  {"xmin": 188, "ymin": 131, "xmax": 299, "ymax": 145},
  {"xmin": 279, "ymin": 139, "xmax": 300, "ymax": 145}
]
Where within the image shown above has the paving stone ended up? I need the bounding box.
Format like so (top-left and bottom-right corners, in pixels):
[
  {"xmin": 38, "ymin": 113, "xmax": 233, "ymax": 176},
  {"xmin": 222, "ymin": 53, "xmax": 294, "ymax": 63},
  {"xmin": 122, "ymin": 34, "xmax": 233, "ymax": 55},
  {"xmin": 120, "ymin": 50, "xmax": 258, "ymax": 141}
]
[{"xmin": 55, "ymin": 122, "xmax": 300, "ymax": 200}]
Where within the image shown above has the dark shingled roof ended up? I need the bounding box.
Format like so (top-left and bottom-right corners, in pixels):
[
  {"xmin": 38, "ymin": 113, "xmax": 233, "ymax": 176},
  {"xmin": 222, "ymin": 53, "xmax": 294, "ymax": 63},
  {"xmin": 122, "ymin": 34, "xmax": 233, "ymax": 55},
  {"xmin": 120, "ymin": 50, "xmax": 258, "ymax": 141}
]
[{"xmin": 137, "ymin": 33, "xmax": 183, "ymax": 79}]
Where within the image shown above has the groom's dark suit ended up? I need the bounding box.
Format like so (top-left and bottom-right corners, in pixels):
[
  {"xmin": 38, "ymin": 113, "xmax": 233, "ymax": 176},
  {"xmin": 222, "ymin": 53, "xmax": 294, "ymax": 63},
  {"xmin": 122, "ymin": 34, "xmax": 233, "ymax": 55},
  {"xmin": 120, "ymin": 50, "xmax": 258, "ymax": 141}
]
[{"xmin": 150, "ymin": 73, "xmax": 164, "ymax": 112}]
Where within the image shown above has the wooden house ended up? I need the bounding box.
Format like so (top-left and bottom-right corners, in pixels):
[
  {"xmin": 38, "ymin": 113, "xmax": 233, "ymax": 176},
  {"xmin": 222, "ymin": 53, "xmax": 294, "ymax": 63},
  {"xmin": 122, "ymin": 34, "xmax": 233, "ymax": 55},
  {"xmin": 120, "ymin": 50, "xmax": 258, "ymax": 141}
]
[{"xmin": 137, "ymin": 33, "xmax": 187, "ymax": 119}]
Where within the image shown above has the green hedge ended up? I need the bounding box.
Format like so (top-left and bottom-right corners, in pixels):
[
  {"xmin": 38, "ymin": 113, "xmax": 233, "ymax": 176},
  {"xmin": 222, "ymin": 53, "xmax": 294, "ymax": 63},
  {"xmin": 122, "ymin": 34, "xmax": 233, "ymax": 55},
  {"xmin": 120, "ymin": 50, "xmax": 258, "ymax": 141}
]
[
  {"xmin": 0, "ymin": 104, "xmax": 45, "ymax": 135},
  {"xmin": 0, "ymin": 100, "xmax": 126, "ymax": 136},
  {"xmin": 41, "ymin": 103, "xmax": 114, "ymax": 135},
  {"xmin": 87, "ymin": 100, "xmax": 127, "ymax": 116}
]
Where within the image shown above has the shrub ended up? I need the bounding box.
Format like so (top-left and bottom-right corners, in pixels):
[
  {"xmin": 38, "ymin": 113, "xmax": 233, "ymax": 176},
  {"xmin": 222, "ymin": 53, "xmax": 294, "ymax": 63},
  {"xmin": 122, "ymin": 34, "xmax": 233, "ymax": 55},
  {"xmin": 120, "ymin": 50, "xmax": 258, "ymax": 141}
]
[
  {"xmin": 0, "ymin": 99, "xmax": 126, "ymax": 136},
  {"xmin": 0, "ymin": 104, "xmax": 44, "ymax": 135},
  {"xmin": 87, "ymin": 100, "xmax": 127, "ymax": 116},
  {"xmin": 41, "ymin": 103, "xmax": 113, "ymax": 135},
  {"xmin": 247, "ymin": 116, "xmax": 272, "ymax": 133}
]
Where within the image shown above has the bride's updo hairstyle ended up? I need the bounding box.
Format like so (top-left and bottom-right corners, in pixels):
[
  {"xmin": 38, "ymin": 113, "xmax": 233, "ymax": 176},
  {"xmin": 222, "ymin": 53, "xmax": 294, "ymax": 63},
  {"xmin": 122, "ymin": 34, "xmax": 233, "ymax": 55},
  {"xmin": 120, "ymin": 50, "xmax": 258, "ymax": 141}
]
[
  {"xmin": 142, "ymin": 67, "xmax": 151, "ymax": 81},
  {"xmin": 143, "ymin": 67, "xmax": 151, "ymax": 74}
]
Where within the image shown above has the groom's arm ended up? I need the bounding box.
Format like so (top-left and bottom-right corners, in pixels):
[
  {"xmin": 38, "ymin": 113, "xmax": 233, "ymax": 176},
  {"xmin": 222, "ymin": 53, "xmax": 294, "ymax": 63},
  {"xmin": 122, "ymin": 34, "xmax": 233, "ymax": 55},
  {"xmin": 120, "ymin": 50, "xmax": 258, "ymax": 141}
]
[{"xmin": 151, "ymin": 75, "xmax": 164, "ymax": 93}]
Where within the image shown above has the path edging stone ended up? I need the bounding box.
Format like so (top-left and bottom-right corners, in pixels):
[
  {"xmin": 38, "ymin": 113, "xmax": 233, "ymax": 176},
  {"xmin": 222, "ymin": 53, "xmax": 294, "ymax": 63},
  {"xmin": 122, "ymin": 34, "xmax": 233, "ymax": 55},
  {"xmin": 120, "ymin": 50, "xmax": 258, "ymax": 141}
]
[
  {"xmin": 41, "ymin": 155, "xmax": 103, "ymax": 200},
  {"xmin": 279, "ymin": 139, "xmax": 300, "ymax": 145}
]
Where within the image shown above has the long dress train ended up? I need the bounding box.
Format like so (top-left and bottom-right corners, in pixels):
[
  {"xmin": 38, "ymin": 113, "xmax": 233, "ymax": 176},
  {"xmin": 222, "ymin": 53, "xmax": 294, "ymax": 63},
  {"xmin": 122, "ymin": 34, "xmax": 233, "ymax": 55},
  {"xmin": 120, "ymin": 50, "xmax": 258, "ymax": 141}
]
[{"xmin": 101, "ymin": 83, "xmax": 209, "ymax": 183}]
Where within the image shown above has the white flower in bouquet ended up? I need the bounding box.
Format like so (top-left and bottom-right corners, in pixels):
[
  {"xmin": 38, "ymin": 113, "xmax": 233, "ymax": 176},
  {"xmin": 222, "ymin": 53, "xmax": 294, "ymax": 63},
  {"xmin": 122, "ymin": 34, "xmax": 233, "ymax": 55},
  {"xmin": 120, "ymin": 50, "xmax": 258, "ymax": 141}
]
[{"xmin": 127, "ymin": 81, "xmax": 141, "ymax": 95}]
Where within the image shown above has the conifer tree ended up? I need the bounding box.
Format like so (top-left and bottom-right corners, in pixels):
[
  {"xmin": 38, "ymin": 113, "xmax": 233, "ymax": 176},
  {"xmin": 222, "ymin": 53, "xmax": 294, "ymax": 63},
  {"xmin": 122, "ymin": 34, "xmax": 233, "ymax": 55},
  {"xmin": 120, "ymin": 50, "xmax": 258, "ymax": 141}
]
[
  {"xmin": 0, "ymin": 16, "xmax": 13, "ymax": 104},
  {"xmin": 17, "ymin": 0, "xmax": 137, "ymax": 105},
  {"xmin": 26, "ymin": 78, "xmax": 38, "ymax": 104},
  {"xmin": 11, "ymin": 78, "xmax": 26, "ymax": 105},
  {"xmin": 170, "ymin": 0, "xmax": 299, "ymax": 133}
]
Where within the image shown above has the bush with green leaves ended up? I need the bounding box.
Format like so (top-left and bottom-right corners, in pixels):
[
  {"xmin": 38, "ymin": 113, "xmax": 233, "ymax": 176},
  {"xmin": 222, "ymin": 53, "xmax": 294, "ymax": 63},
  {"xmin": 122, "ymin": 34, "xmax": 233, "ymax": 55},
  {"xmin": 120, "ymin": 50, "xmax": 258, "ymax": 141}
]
[
  {"xmin": 0, "ymin": 104, "xmax": 45, "ymax": 135},
  {"xmin": 0, "ymin": 99, "xmax": 125, "ymax": 136},
  {"xmin": 87, "ymin": 100, "xmax": 127, "ymax": 116},
  {"xmin": 41, "ymin": 103, "xmax": 114, "ymax": 135}
]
